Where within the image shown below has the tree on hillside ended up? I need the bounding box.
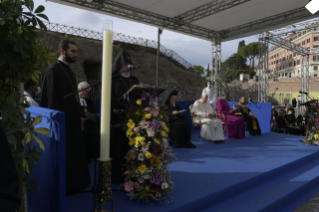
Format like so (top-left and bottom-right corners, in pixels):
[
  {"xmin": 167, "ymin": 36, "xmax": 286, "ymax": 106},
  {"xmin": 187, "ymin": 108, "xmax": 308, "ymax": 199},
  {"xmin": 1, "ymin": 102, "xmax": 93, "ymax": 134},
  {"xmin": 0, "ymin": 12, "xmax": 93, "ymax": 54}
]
[
  {"xmin": 190, "ymin": 65, "xmax": 205, "ymax": 76},
  {"xmin": 238, "ymin": 42, "xmax": 258, "ymax": 68}
]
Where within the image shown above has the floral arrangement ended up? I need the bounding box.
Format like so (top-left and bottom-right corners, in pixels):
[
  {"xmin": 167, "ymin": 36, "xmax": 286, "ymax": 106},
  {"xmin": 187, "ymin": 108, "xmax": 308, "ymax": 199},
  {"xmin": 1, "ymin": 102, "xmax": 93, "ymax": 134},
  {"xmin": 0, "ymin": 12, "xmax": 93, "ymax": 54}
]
[
  {"xmin": 306, "ymin": 103, "xmax": 319, "ymax": 145},
  {"xmin": 122, "ymin": 91, "xmax": 175, "ymax": 203}
]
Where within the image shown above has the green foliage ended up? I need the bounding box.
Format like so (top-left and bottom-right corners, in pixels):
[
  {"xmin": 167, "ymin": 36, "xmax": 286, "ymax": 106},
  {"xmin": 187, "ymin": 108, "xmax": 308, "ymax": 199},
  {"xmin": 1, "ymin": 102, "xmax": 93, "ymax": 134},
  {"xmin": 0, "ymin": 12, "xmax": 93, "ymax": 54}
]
[
  {"xmin": 189, "ymin": 65, "xmax": 205, "ymax": 76},
  {"xmin": 0, "ymin": 1, "xmax": 53, "ymax": 211},
  {"xmin": 238, "ymin": 42, "xmax": 259, "ymax": 67}
]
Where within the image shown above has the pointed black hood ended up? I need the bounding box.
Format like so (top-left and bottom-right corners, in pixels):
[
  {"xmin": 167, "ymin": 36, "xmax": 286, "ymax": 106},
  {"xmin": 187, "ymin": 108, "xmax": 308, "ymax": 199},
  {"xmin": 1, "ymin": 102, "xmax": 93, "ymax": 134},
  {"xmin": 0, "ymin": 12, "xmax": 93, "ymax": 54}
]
[
  {"xmin": 164, "ymin": 90, "xmax": 178, "ymax": 105},
  {"xmin": 112, "ymin": 49, "xmax": 132, "ymax": 75}
]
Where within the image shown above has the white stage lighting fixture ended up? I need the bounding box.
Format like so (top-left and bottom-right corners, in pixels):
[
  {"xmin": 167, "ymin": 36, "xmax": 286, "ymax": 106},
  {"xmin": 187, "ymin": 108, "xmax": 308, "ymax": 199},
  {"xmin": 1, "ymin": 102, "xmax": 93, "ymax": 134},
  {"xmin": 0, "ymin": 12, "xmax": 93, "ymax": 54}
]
[{"xmin": 305, "ymin": 0, "xmax": 319, "ymax": 14}]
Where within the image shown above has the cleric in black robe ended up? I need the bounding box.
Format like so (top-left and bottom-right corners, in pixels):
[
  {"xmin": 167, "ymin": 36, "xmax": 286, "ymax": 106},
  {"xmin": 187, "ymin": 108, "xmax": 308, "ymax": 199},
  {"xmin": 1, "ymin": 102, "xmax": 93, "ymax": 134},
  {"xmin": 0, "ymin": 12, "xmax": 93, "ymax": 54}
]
[
  {"xmin": 40, "ymin": 40, "xmax": 90, "ymax": 195},
  {"xmin": 78, "ymin": 81, "xmax": 100, "ymax": 162},
  {"xmin": 0, "ymin": 120, "xmax": 21, "ymax": 212},
  {"xmin": 110, "ymin": 50, "xmax": 139, "ymax": 183},
  {"xmin": 237, "ymin": 96, "xmax": 262, "ymax": 136},
  {"xmin": 164, "ymin": 90, "xmax": 196, "ymax": 148}
]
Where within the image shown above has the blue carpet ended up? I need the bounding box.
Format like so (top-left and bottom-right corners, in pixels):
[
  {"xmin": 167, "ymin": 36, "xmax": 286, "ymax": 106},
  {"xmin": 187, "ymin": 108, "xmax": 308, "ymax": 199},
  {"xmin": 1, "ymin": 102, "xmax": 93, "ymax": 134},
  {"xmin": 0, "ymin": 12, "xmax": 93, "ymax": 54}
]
[{"xmin": 67, "ymin": 131, "xmax": 319, "ymax": 212}]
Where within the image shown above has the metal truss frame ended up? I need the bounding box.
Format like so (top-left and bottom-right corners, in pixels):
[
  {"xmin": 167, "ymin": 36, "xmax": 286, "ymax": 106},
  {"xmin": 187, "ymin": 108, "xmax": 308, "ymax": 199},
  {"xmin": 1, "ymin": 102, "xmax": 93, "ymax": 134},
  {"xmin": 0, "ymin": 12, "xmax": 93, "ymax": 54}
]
[
  {"xmin": 258, "ymin": 30, "xmax": 319, "ymax": 104},
  {"xmin": 176, "ymin": 0, "xmax": 251, "ymax": 24},
  {"xmin": 211, "ymin": 35, "xmax": 222, "ymax": 98},
  {"xmin": 222, "ymin": 7, "xmax": 313, "ymax": 39},
  {"xmin": 48, "ymin": 0, "xmax": 315, "ymax": 42}
]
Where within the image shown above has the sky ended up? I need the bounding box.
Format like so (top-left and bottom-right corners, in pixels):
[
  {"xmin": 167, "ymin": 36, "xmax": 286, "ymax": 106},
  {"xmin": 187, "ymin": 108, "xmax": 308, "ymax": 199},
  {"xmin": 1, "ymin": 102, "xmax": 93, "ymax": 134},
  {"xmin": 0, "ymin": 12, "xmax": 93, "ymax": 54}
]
[{"xmin": 33, "ymin": 0, "xmax": 258, "ymax": 69}]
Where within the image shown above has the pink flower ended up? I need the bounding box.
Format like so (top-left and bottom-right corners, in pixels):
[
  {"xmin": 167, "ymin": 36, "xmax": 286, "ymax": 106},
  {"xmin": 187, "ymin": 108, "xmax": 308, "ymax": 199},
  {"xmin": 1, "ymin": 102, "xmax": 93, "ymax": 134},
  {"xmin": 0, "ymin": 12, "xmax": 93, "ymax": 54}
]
[
  {"xmin": 134, "ymin": 182, "xmax": 141, "ymax": 190},
  {"xmin": 124, "ymin": 181, "xmax": 134, "ymax": 192},
  {"xmin": 151, "ymin": 107, "xmax": 159, "ymax": 117},
  {"xmin": 313, "ymin": 126, "xmax": 316, "ymax": 131},
  {"xmin": 134, "ymin": 127, "xmax": 140, "ymax": 132},
  {"xmin": 142, "ymin": 145, "xmax": 149, "ymax": 151},
  {"xmin": 163, "ymin": 140, "xmax": 169, "ymax": 149},
  {"xmin": 144, "ymin": 107, "xmax": 151, "ymax": 112}
]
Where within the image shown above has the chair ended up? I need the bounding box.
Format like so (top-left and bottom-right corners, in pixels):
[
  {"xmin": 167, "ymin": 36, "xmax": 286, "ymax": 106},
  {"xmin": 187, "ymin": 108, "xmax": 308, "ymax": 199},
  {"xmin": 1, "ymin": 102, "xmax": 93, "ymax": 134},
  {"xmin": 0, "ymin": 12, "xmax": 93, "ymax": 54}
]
[
  {"xmin": 215, "ymin": 106, "xmax": 226, "ymax": 133},
  {"xmin": 189, "ymin": 104, "xmax": 202, "ymax": 136}
]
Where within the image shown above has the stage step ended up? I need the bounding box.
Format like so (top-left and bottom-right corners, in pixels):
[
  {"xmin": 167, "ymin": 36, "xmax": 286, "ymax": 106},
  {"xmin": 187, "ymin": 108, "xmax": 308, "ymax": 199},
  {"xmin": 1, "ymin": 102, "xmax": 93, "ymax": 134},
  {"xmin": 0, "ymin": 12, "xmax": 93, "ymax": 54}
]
[{"xmin": 171, "ymin": 149, "xmax": 319, "ymax": 212}]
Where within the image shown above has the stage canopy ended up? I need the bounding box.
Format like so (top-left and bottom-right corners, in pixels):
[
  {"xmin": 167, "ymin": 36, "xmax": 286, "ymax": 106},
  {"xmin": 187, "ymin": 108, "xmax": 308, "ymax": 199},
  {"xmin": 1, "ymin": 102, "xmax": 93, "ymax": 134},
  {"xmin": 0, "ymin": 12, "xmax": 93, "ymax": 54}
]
[{"xmin": 47, "ymin": 0, "xmax": 316, "ymax": 42}]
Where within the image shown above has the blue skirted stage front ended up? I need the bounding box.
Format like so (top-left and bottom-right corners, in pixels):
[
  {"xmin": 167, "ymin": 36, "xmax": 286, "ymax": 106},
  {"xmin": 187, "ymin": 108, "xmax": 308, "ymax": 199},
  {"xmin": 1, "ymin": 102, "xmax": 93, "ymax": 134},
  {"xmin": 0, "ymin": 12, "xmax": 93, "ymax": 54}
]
[
  {"xmin": 66, "ymin": 132, "xmax": 319, "ymax": 212},
  {"xmin": 26, "ymin": 102, "xmax": 319, "ymax": 212}
]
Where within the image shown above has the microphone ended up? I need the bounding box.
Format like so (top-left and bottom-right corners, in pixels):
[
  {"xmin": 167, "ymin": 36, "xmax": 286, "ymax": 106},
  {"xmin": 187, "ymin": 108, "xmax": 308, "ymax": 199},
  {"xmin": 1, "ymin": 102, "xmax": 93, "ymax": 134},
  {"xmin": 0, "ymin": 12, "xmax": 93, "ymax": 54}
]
[
  {"xmin": 128, "ymin": 65, "xmax": 139, "ymax": 70},
  {"xmin": 299, "ymin": 91, "xmax": 308, "ymax": 95}
]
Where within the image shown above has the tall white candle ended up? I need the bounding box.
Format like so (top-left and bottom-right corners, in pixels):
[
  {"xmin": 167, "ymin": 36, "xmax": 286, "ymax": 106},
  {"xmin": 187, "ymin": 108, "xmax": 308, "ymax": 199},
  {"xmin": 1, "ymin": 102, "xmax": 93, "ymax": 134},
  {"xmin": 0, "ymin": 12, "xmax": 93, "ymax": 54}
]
[{"xmin": 100, "ymin": 21, "xmax": 113, "ymax": 161}]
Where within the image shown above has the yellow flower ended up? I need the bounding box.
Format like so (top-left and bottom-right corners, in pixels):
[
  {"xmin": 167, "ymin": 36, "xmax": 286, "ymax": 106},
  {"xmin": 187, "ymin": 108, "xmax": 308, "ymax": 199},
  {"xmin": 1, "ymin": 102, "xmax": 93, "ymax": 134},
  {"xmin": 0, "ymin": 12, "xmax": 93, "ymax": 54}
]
[
  {"xmin": 127, "ymin": 119, "xmax": 135, "ymax": 129},
  {"xmin": 126, "ymin": 129, "xmax": 134, "ymax": 138},
  {"xmin": 154, "ymin": 138, "xmax": 161, "ymax": 144},
  {"xmin": 160, "ymin": 130, "xmax": 166, "ymax": 137},
  {"xmin": 159, "ymin": 114, "xmax": 164, "ymax": 119},
  {"xmin": 138, "ymin": 164, "xmax": 147, "ymax": 174},
  {"xmin": 314, "ymin": 134, "xmax": 319, "ymax": 140},
  {"xmin": 145, "ymin": 152, "xmax": 152, "ymax": 159},
  {"xmin": 150, "ymin": 155, "xmax": 161, "ymax": 168},
  {"xmin": 129, "ymin": 138, "xmax": 135, "ymax": 146},
  {"xmin": 136, "ymin": 136, "xmax": 146, "ymax": 146},
  {"xmin": 144, "ymin": 113, "xmax": 152, "ymax": 119},
  {"xmin": 162, "ymin": 124, "xmax": 169, "ymax": 132},
  {"xmin": 136, "ymin": 99, "xmax": 142, "ymax": 105}
]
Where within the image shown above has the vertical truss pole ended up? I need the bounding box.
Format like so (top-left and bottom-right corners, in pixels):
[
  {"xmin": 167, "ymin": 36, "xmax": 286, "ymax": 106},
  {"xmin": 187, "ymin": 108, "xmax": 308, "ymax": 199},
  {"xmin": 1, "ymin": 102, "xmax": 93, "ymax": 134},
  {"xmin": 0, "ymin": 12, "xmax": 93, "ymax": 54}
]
[
  {"xmin": 212, "ymin": 35, "xmax": 221, "ymax": 99},
  {"xmin": 258, "ymin": 35, "xmax": 263, "ymax": 102},
  {"xmin": 300, "ymin": 56, "xmax": 305, "ymax": 105},
  {"xmin": 306, "ymin": 55, "xmax": 309, "ymax": 102},
  {"xmin": 265, "ymin": 41, "xmax": 269, "ymax": 102}
]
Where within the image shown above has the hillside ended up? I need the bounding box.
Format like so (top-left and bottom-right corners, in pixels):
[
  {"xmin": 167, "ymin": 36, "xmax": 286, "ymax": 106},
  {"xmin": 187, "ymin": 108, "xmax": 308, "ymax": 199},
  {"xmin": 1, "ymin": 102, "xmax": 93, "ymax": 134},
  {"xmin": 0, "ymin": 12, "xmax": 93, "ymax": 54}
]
[{"xmin": 37, "ymin": 30, "xmax": 206, "ymax": 101}]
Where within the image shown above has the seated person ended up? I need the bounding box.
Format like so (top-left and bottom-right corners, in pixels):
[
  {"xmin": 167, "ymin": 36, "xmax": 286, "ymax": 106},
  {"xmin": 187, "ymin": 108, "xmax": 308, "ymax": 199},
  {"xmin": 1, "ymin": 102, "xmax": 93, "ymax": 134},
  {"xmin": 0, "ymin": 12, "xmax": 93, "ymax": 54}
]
[
  {"xmin": 285, "ymin": 107, "xmax": 300, "ymax": 135},
  {"xmin": 23, "ymin": 78, "xmax": 40, "ymax": 106},
  {"xmin": 191, "ymin": 93, "xmax": 224, "ymax": 143},
  {"xmin": 164, "ymin": 90, "xmax": 196, "ymax": 148},
  {"xmin": 296, "ymin": 109, "xmax": 307, "ymax": 136},
  {"xmin": 78, "ymin": 82, "xmax": 100, "ymax": 162},
  {"xmin": 236, "ymin": 96, "xmax": 261, "ymax": 136},
  {"xmin": 216, "ymin": 93, "xmax": 245, "ymax": 139},
  {"xmin": 271, "ymin": 106, "xmax": 278, "ymax": 128},
  {"xmin": 276, "ymin": 109, "xmax": 289, "ymax": 132}
]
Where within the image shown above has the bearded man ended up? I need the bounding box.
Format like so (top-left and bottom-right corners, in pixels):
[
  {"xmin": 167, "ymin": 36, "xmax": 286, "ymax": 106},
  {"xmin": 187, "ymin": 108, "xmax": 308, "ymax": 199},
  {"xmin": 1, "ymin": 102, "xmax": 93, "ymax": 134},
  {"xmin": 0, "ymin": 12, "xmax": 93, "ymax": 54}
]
[{"xmin": 40, "ymin": 40, "xmax": 90, "ymax": 195}]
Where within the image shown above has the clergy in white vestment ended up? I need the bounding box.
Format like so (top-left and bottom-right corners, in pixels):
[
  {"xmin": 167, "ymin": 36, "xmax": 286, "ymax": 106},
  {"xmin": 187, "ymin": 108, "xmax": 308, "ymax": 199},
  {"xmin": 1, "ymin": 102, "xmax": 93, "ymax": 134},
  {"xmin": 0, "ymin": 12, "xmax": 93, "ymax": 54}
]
[
  {"xmin": 202, "ymin": 80, "xmax": 217, "ymax": 108},
  {"xmin": 191, "ymin": 93, "xmax": 225, "ymax": 143},
  {"xmin": 23, "ymin": 78, "xmax": 40, "ymax": 106}
]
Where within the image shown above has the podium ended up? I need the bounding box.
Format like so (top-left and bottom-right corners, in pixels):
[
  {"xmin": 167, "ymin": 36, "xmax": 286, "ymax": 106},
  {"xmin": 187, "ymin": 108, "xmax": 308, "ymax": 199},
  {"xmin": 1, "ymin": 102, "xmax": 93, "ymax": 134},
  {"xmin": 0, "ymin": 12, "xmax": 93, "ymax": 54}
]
[
  {"xmin": 300, "ymin": 99, "xmax": 318, "ymax": 140},
  {"xmin": 118, "ymin": 84, "xmax": 166, "ymax": 101}
]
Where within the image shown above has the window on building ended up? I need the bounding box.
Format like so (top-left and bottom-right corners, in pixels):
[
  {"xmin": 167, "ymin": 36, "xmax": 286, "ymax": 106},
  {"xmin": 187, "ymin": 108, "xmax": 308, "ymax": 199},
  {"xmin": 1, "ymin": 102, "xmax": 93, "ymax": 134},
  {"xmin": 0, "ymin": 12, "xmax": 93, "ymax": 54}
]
[
  {"xmin": 314, "ymin": 66, "xmax": 318, "ymax": 71},
  {"xmin": 285, "ymin": 73, "xmax": 287, "ymax": 76},
  {"xmin": 297, "ymin": 60, "xmax": 300, "ymax": 65},
  {"xmin": 302, "ymin": 41, "xmax": 305, "ymax": 45},
  {"xmin": 293, "ymin": 52, "xmax": 296, "ymax": 57},
  {"xmin": 289, "ymin": 62, "xmax": 292, "ymax": 67},
  {"xmin": 298, "ymin": 33, "xmax": 301, "ymax": 37},
  {"xmin": 277, "ymin": 53, "xmax": 279, "ymax": 57},
  {"xmin": 315, "ymin": 74, "xmax": 318, "ymax": 77},
  {"xmin": 307, "ymin": 38, "xmax": 310, "ymax": 43},
  {"xmin": 314, "ymin": 55, "xmax": 318, "ymax": 61},
  {"xmin": 315, "ymin": 45, "xmax": 319, "ymax": 48},
  {"xmin": 294, "ymin": 61, "xmax": 296, "ymax": 66},
  {"xmin": 315, "ymin": 37, "xmax": 319, "ymax": 41},
  {"xmin": 283, "ymin": 65, "xmax": 285, "ymax": 69},
  {"xmin": 303, "ymin": 31, "xmax": 306, "ymax": 35},
  {"xmin": 289, "ymin": 54, "xmax": 292, "ymax": 59}
]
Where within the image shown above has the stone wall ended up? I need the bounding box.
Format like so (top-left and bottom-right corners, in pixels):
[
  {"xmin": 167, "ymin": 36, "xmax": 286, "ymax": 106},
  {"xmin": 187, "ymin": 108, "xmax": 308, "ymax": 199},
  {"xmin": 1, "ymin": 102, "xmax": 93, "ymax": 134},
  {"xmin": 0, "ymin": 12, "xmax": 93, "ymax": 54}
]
[{"xmin": 37, "ymin": 30, "xmax": 206, "ymax": 101}]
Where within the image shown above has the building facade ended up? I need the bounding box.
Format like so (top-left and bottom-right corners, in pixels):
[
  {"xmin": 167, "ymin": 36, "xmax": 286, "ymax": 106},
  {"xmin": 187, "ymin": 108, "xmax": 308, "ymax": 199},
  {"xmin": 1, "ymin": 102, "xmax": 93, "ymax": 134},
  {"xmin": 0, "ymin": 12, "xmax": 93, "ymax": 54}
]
[{"xmin": 268, "ymin": 26, "xmax": 319, "ymax": 79}]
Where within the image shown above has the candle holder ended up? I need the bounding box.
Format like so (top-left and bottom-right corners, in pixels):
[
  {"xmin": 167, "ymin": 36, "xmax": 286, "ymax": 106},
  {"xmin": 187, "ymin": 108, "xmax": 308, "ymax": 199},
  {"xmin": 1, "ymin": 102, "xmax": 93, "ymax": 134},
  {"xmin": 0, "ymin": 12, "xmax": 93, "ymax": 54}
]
[{"xmin": 95, "ymin": 159, "xmax": 115, "ymax": 212}]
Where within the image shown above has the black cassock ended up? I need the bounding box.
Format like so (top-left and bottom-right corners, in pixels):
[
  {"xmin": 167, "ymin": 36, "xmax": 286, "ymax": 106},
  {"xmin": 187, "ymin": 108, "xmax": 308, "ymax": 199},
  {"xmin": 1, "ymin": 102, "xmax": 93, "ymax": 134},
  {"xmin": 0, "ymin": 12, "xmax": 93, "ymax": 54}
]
[
  {"xmin": 110, "ymin": 50, "xmax": 139, "ymax": 183},
  {"xmin": 40, "ymin": 61, "xmax": 90, "ymax": 194},
  {"xmin": 80, "ymin": 98, "xmax": 100, "ymax": 161},
  {"xmin": 237, "ymin": 105, "xmax": 262, "ymax": 136},
  {"xmin": 0, "ymin": 121, "xmax": 21, "ymax": 211},
  {"xmin": 165, "ymin": 103, "xmax": 195, "ymax": 148}
]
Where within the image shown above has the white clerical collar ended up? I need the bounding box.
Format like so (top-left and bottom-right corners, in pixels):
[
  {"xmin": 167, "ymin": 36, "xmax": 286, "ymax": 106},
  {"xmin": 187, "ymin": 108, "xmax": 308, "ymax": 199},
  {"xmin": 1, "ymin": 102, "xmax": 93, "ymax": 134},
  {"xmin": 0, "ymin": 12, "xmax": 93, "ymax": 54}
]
[
  {"xmin": 58, "ymin": 59, "xmax": 69, "ymax": 66},
  {"xmin": 80, "ymin": 98, "xmax": 87, "ymax": 106},
  {"xmin": 24, "ymin": 91, "xmax": 33, "ymax": 98}
]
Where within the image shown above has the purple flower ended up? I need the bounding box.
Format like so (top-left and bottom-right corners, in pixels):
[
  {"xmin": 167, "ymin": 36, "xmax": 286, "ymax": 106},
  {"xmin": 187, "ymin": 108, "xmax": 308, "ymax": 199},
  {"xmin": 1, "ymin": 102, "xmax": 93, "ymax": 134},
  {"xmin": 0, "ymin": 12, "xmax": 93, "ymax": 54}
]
[
  {"xmin": 145, "ymin": 92, "xmax": 151, "ymax": 97},
  {"xmin": 149, "ymin": 96, "xmax": 156, "ymax": 102},
  {"xmin": 134, "ymin": 182, "xmax": 141, "ymax": 190}
]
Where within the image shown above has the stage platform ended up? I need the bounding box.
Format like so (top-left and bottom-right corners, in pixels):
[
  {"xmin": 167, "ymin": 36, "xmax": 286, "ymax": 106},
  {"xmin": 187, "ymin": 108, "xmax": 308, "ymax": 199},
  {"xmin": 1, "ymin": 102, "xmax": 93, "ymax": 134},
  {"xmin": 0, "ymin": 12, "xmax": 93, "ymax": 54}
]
[{"xmin": 67, "ymin": 131, "xmax": 319, "ymax": 212}]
